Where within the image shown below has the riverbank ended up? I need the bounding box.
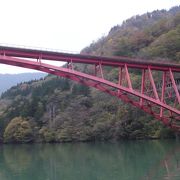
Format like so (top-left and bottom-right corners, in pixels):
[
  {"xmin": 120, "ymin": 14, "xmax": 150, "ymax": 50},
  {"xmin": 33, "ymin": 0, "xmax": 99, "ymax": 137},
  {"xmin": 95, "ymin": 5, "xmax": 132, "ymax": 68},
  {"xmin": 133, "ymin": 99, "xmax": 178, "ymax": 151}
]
[{"xmin": 0, "ymin": 135, "xmax": 177, "ymax": 144}]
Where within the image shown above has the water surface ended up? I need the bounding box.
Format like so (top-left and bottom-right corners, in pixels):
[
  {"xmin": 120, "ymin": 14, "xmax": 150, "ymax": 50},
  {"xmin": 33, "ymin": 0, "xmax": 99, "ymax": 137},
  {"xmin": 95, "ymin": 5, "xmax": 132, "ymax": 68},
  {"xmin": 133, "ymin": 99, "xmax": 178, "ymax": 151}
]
[{"xmin": 0, "ymin": 140, "xmax": 180, "ymax": 180}]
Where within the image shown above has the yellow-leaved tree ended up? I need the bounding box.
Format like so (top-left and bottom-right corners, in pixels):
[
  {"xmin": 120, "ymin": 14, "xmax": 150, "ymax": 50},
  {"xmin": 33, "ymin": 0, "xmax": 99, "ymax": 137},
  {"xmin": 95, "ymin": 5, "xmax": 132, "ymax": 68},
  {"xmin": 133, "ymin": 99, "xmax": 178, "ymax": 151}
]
[{"xmin": 3, "ymin": 117, "xmax": 33, "ymax": 143}]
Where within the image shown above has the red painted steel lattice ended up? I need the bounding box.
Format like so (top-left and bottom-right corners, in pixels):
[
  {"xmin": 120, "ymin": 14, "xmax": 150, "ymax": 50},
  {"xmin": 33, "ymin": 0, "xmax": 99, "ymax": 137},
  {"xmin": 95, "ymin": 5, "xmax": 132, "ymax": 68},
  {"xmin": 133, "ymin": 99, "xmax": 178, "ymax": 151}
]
[{"xmin": 0, "ymin": 46, "xmax": 179, "ymax": 130}]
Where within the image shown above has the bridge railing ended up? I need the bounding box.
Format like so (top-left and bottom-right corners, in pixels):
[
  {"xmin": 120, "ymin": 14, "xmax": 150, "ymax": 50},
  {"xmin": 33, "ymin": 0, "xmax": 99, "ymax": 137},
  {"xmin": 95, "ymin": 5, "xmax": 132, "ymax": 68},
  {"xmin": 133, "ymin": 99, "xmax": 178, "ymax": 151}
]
[{"xmin": 0, "ymin": 43, "xmax": 79, "ymax": 54}]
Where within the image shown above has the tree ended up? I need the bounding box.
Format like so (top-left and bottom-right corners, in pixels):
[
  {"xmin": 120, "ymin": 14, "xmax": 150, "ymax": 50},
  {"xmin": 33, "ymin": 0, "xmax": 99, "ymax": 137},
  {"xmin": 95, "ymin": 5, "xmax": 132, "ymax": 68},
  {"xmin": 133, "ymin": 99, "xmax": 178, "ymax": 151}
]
[
  {"xmin": 3, "ymin": 117, "xmax": 33, "ymax": 143},
  {"xmin": 72, "ymin": 84, "xmax": 90, "ymax": 96}
]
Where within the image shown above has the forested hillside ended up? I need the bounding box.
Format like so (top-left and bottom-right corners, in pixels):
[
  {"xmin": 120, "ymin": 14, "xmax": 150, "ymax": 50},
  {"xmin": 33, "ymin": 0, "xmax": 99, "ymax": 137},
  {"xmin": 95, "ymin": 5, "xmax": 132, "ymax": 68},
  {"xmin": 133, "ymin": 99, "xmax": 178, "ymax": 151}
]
[
  {"xmin": 82, "ymin": 6, "xmax": 180, "ymax": 63},
  {"xmin": 0, "ymin": 6, "xmax": 180, "ymax": 143}
]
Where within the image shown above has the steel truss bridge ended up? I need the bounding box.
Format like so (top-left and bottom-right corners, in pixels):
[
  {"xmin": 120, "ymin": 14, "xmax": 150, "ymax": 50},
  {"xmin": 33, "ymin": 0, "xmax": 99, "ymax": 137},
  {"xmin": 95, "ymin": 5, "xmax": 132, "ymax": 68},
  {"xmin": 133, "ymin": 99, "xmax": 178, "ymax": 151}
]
[{"xmin": 0, "ymin": 46, "xmax": 179, "ymax": 131}]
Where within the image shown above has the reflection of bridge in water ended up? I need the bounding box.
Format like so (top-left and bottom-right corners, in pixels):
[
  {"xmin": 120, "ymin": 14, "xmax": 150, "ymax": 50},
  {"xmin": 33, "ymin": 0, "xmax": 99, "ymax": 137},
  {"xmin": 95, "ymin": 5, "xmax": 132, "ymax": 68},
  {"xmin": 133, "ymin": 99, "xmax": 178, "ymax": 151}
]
[
  {"xmin": 0, "ymin": 45, "xmax": 179, "ymax": 131},
  {"xmin": 144, "ymin": 145, "xmax": 180, "ymax": 180}
]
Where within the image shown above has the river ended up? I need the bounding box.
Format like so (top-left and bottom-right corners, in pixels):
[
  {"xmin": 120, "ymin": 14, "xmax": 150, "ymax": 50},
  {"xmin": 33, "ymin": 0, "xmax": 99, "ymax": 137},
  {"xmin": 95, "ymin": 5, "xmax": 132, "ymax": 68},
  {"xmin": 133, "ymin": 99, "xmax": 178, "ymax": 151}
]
[{"xmin": 0, "ymin": 140, "xmax": 180, "ymax": 180}]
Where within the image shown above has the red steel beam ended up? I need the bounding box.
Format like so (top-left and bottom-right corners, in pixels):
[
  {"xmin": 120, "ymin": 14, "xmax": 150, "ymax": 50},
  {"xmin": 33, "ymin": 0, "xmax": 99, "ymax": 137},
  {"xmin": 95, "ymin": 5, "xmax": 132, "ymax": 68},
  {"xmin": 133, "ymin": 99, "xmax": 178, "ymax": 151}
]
[
  {"xmin": 169, "ymin": 68, "xmax": 180, "ymax": 104},
  {"xmin": 0, "ymin": 45, "xmax": 179, "ymax": 72},
  {"xmin": 148, "ymin": 67, "xmax": 160, "ymax": 100},
  {"xmin": 140, "ymin": 69, "xmax": 145, "ymax": 106},
  {"xmin": 160, "ymin": 71, "xmax": 166, "ymax": 117},
  {"xmin": 125, "ymin": 64, "xmax": 133, "ymax": 90},
  {"xmin": 0, "ymin": 55, "xmax": 179, "ymax": 117}
]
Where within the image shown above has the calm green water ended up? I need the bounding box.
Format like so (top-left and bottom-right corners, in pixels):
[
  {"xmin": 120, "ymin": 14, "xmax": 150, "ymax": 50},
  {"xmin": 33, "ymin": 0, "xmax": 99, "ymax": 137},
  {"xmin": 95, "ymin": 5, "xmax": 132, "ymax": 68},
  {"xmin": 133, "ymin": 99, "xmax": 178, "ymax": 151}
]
[{"xmin": 0, "ymin": 140, "xmax": 180, "ymax": 180}]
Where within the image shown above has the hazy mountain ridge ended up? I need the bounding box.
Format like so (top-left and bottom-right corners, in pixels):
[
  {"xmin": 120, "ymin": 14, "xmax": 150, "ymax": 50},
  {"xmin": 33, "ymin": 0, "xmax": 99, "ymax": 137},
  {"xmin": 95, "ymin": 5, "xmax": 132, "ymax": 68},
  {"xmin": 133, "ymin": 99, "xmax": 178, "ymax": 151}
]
[{"xmin": 0, "ymin": 73, "xmax": 46, "ymax": 95}]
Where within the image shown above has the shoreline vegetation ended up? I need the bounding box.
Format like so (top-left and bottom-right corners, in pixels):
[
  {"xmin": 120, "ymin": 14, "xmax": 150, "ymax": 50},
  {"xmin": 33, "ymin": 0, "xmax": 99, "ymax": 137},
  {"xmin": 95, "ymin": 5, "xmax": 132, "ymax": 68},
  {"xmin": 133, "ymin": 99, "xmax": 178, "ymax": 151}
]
[
  {"xmin": 0, "ymin": 135, "xmax": 176, "ymax": 144},
  {"xmin": 0, "ymin": 6, "xmax": 180, "ymax": 144},
  {"xmin": 0, "ymin": 116, "xmax": 176, "ymax": 144}
]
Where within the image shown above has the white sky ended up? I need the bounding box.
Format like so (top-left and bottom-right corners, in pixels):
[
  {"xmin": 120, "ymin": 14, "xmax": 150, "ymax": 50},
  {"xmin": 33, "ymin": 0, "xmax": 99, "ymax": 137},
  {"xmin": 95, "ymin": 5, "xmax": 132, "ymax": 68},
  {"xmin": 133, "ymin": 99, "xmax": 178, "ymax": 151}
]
[{"xmin": 0, "ymin": 0, "xmax": 179, "ymax": 74}]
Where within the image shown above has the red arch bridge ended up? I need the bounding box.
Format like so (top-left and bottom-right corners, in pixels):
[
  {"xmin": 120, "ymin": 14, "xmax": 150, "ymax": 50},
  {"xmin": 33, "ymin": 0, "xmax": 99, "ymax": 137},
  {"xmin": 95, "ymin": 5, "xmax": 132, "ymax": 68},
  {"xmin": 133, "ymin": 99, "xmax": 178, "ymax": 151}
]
[{"xmin": 0, "ymin": 45, "xmax": 179, "ymax": 131}]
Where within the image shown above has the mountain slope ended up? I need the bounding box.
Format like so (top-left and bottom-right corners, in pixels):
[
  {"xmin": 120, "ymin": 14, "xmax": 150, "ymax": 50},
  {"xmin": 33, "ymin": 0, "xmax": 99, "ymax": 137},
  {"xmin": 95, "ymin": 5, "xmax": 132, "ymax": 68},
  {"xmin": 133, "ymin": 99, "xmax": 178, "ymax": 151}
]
[{"xmin": 81, "ymin": 6, "xmax": 180, "ymax": 62}]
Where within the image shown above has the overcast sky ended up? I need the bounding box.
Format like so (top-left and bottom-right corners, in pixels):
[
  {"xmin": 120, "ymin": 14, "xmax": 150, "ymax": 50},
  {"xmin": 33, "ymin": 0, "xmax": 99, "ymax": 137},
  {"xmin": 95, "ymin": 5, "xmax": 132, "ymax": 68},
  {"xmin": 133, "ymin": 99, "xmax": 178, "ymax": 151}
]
[{"xmin": 0, "ymin": 0, "xmax": 179, "ymax": 74}]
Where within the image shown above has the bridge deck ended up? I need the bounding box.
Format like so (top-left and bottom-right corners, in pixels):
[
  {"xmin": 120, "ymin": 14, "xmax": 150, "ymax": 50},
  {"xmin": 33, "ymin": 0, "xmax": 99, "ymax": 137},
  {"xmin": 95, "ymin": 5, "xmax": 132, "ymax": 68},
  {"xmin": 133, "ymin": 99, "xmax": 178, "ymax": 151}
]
[{"xmin": 0, "ymin": 45, "xmax": 179, "ymax": 72}]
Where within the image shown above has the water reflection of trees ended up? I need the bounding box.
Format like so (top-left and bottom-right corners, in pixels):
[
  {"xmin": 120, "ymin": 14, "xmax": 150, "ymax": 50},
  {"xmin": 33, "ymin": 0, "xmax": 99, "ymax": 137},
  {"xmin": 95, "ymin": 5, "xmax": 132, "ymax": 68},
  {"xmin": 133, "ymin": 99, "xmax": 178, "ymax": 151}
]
[
  {"xmin": 3, "ymin": 145, "xmax": 32, "ymax": 171},
  {"xmin": 2, "ymin": 145, "xmax": 32, "ymax": 180},
  {"xmin": 0, "ymin": 141, "xmax": 180, "ymax": 180},
  {"xmin": 30, "ymin": 141, "xmax": 180, "ymax": 180}
]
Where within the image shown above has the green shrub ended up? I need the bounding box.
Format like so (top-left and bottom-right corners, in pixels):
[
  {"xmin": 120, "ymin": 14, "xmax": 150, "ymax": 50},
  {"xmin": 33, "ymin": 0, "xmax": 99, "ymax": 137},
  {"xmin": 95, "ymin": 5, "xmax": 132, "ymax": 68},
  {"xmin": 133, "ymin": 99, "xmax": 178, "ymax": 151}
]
[{"xmin": 39, "ymin": 127, "xmax": 55, "ymax": 142}]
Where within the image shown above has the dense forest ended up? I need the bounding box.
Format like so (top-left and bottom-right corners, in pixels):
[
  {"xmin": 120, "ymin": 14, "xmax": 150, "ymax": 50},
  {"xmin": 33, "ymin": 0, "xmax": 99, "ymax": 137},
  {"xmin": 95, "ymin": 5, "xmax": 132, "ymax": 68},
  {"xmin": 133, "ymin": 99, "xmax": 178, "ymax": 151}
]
[{"xmin": 0, "ymin": 6, "xmax": 180, "ymax": 143}]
